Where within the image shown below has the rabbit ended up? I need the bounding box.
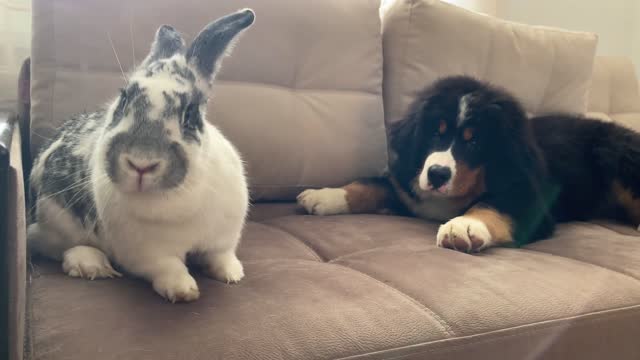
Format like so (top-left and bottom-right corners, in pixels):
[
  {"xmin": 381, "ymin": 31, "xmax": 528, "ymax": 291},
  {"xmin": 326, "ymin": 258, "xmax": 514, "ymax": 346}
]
[{"xmin": 27, "ymin": 9, "xmax": 255, "ymax": 303}]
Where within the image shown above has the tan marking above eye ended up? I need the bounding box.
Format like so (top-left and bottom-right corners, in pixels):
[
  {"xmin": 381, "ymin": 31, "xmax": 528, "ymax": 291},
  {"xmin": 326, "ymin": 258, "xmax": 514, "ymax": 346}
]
[
  {"xmin": 463, "ymin": 127, "xmax": 474, "ymax": 141},
  {"xmin": 439, "ymin": 120, "xmax": 447, "ymax": 134}
]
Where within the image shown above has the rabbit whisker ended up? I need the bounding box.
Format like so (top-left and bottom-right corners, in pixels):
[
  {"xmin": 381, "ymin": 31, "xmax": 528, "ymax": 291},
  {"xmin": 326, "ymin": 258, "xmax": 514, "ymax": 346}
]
[{"xmin": 107, "ymin": 31, "xmax": 129, "ymax": 86}]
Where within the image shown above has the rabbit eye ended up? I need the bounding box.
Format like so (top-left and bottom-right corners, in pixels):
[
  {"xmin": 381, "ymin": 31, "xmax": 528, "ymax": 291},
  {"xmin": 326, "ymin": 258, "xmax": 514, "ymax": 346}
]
[
  {"xmin": 116, "ymin": 89, "xmax": 128, "ymax": 112},
  {"xmin": 108, "ymin": 89, "xmax": 129, "ymax": 128},
  {"xmin": 182, "ymin": 104, "xmax": 202, "ymax": 132}
]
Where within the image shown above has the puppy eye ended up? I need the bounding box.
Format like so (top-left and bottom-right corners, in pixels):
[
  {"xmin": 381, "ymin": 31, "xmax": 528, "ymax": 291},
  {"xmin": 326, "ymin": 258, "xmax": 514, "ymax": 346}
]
[
  {"xmin": 433, "ymin": 120, "xmax": 447, "ymax": 137},
  {"xmin": 438, "ymin": 120, "xmax": 447, "ymax": 134},
  {"xmin": 182, "ymin": 104, "xmax": 202, "ymax": 132},
  {"xmin": 463, "ymin": 127, "xmax": 474, "ymax": 141}
]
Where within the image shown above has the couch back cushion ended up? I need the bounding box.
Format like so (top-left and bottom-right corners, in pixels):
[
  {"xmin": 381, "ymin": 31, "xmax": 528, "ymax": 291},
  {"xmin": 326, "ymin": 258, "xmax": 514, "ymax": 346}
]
[
  {"xmin": 587, "ymin": 56, "xmax": 640, "ymax": 132},
  {"xmin": 382, "ymin": 0, "xmax": 599, "ymax": 123},
  {"xmin": 30, "ymin": 0, "xmax": 387, "ymax": 200}
]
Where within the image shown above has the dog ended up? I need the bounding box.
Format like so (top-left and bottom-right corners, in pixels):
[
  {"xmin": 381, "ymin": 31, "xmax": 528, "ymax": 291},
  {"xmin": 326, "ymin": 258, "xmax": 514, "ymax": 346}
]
[{"xmin": 297, "ymin": 75, "xmax": 640, "ymax": 252}]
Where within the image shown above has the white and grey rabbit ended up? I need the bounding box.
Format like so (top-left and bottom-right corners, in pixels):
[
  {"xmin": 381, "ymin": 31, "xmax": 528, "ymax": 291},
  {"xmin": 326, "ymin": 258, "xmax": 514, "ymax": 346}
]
[{"xmin": 27, "ymin": 9, "xmax": 255, "ymax": 302}]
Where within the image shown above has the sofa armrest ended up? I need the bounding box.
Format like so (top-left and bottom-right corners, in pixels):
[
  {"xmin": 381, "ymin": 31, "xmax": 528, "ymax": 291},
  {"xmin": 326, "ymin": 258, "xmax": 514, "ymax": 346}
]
[
  {"xmin": 0, "ymin": 110, "xmax": 28, "ymax": 360},
  {"xmin": 0, "ymin": 110, "xmax": 17, "ymax": 360}
]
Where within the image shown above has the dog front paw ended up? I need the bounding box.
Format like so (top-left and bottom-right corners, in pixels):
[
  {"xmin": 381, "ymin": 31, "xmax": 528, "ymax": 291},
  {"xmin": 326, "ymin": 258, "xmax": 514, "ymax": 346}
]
[
  {"xmin": 437, "ymin": 216, "xmax": 493, "ymax": 253},
  {"xmin": 296, "ymin": 188, "xmax": 349, "ymax": 215}
]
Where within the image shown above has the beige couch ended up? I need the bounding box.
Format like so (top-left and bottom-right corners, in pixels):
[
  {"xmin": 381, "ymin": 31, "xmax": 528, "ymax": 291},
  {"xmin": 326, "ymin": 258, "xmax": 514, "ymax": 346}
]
[
  {"xmin": 3, "ymin": 1, "xmax": 640, "ymax": 359},
  {"xmin": 587, "ymin": 56, "xmax": 640, "ymax": 132}
]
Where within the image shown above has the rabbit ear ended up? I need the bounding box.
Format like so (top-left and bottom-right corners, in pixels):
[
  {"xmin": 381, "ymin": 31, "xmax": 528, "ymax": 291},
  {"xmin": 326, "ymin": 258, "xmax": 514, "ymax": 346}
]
[
  {"xmin": 140, "ymin": 25, "xmax": 186, "ymax": 68},
  {"xmin": 186, "ymin": 9, "xmax": 255, "ymax": 83}
]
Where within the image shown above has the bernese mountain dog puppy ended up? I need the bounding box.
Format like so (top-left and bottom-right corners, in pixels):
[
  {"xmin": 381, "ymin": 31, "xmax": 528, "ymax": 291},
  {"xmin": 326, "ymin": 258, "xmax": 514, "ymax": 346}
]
[{"xmin": 297, "ymin": 75, "xmax": 640, "ymax": 252}]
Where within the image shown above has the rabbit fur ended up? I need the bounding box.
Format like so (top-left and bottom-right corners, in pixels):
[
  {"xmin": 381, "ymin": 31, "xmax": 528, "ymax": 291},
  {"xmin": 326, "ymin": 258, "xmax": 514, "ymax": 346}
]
[{"xmin": 27, "ymin": 9, "xmax": 256, "ymax": 302}]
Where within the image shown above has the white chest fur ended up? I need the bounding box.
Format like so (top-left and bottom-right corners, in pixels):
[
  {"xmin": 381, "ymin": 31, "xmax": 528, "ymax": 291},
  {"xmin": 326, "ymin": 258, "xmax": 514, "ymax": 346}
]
[{"xmin": 390, "ymin": 177, "xmax": 472, "ymax": 222}]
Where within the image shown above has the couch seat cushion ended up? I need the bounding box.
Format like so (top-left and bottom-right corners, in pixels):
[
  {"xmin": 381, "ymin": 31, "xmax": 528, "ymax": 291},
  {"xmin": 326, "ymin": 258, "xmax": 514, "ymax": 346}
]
[{"xmin": 29, "ymin": 204, "xmax": 640, "ymax": 360}]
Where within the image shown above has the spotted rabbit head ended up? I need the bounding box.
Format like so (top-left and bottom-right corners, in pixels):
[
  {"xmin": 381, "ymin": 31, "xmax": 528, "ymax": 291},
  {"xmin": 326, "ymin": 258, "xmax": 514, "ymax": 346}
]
[{"xmin": 97, "ymin": 9, "xmax": 254, "ymax": 193}]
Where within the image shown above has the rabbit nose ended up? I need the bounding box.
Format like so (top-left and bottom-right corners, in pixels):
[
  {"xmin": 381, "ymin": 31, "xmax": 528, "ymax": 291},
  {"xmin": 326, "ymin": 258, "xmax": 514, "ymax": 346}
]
[{"xmin": 126, "ymin": 158, "xmax": 160, "ymax": 175}]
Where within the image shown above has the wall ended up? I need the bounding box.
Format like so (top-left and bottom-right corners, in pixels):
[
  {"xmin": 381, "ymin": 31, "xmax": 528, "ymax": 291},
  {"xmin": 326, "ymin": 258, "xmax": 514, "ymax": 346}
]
[
  {"xmin": 444, "ymin": 0, "xmax": 497, "ymax": 15},
  {"xmin": 0, "ymin": 0, "xmax": 31, "ymax": 110},
  {"xmin": 497, "ymin": 0, "xmax": 640, "ymax": 75},
  {"xmin": 4, "ymin": 0, "xmax": 640, "ymax": 107},
  {"xmin": 633, "ymin": 1, "xmax": 640, "ymax": 75}
]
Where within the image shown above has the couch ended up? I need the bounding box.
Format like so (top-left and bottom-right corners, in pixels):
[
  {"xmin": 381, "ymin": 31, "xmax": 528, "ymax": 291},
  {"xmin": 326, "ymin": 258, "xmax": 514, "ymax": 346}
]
[{"xmin": 3, "ymin": 0, "xmax": 640, "ymax": 359}]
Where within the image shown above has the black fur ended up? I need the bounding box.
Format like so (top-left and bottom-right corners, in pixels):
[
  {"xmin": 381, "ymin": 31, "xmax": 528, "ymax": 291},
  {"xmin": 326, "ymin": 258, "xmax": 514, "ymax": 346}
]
[
  {"xmin": 41, "ymin": 142, "xmax": 97, "ymax": 227},
  {"xmin": 386, "ymin": 75, "xmax": 640, "ymax": 246},
  {"xmin": 32, "ymin": 111, "xmax": 104, "ymax": 231},
  {"xmin": 533, "ymin": 114, "xmax": 640, "ymax": 222}
]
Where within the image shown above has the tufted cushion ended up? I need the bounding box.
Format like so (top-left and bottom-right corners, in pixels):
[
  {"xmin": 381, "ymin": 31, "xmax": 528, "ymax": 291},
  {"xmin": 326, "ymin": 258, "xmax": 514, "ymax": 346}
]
[
  {"xmin": 29, "ymin": 204, "xmax": 640, "ymax": 359},
  {"xmin": 30, "ymin": 0, "xmax": 388, "ymax": 201},
  {"xmin": 381, "ymin": 0, "xmax": 599, "ymax": 123},
  {"xmin": 587, "ymin": 56, "xmax": 640, "ymax": 132}
]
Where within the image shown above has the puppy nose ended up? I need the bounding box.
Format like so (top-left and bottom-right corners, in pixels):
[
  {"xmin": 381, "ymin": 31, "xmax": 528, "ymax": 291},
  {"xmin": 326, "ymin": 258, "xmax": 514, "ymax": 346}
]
[
  {"xmin": 427, "ymin": 165, "xmax": 452, "ymax": 189},
  {"xmin": 126, "ymin": 158, "xmax": 160, "ymax": 175}
]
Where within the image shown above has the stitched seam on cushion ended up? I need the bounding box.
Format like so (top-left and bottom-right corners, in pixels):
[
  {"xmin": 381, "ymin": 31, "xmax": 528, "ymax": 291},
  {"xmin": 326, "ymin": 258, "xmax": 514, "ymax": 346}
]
[
  {"xmin": 216, "ymin": 81, "xmax": 378, "ymax": 101},
  {"xmin": 247, "ymin": 206, "xmax": 300, "ymax": 222},
  {"xmin": 241, "ymin": 258, "xmax": 322, "ymax": 265},
  {"xmin": 580, "ymin": 220, "xmax": 640, "ymax": 237},
  {"xmin": 536, "ymin": 41, "xmax": 557, "ymax": 115},
  {"xmin": 48, "ymin": 68, "xmax": 382, "ymax": 97},
  {"xmin": 356, "ymin": 306, "xmax": 640, "ymax": 359},
  {"xmin": 329, "ymin": 262, "xmax": 456, "ymax": 338},
  {"xmin": 329, "ymin": 244, "xmax": 437, "ymax": 264},
  {"xmin": 260, "ymin": 221, "xmax": 324, "ymax": 262},
  {"xmin": 336, "ymin": 304, "xmax": 640, "ymax": 360},
  {"xmin": 231, "ymin": 258, "xmax": 455, "ymax": 340},
  {"xmin": 392, "ymin": 0, "xmax": 416, "ymax": 123},
  {"xmin": 519, "ymin": 246, "xmax": 640, "ymax": 283},
  {"xmin": 608, "ymin": 63, "xmax": 614, "ymax": 113},
  {"xmin": 481, "ymin": 21, "xmax": 496, "ymax": 81}
]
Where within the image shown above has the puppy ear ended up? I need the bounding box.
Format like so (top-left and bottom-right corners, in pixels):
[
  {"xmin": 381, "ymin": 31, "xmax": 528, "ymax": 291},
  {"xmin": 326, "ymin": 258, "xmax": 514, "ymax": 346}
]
[
  {"xmin": 388, "ymin": 110, "xmax": 424, "ymax": 190},
  {"xmin": 484, "ymin": 100, "xmax": 556, "ymax": 245},
  {"xmin": 488, "ymin": 101, "xmax": 543, "ymax": 175}
]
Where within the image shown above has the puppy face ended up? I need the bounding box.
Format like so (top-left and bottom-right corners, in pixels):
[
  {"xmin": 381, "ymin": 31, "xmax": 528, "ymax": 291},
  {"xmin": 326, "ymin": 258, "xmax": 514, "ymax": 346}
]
[
  {"xmin": 415, "ymin": 93, "xmax": 488, "ymax": 197},
  {"xmin": 390, "ymin": 77, "xmax": 517, "ymax": 200}
]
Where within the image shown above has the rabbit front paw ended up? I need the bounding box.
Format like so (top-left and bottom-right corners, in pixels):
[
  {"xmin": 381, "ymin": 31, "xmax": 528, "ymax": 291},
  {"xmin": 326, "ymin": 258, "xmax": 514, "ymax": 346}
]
[
  {"xmin": 152, "ymin": 271, "xmax": 200, "ymax": 303},
  {"xmin": 62, "ymin": 245, "xmax": 122, "ymax": 280},
  {"xmin": 204, "ymin": 250, "xmax": 245, "ymax": 284}
]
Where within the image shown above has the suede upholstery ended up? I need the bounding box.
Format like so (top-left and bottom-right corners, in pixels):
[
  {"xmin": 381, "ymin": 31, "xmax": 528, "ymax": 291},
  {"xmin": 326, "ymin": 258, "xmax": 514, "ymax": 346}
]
[
  {"xmin": 28, "ymin": 204, "xmax": 640, "ymax": 360},
  {"xmin": 13, "ymin": 0, "xmax": 640, "ymax": 359},
  {"xmin": 381, "ymin": 0, "xmax": 598, "ymax": 123},
  {"xmin": 29, "ymin": 0, "xmax": 388, "ymax": 201},
  {"xmin": 586, "ymin": 56, "xmax": 640, "ymax": 132}
]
